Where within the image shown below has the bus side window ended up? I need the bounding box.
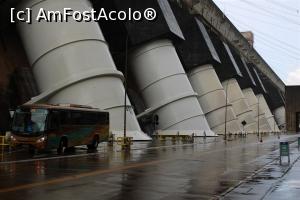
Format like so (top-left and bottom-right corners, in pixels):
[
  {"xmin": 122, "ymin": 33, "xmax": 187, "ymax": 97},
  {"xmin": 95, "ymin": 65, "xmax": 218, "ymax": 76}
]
[
  {"xmin": 71, "ymin": 112, "xmax": 82, "ymax": 125},
  {"xmin": 89, "ymin": 113, "xmax": 98, "ymax": 125},
  {"xmin": 49, "ymin": 111, "xmax": 60, "ymax": 130},
  {"xmin": 60, "ymin": 111, "xmax": 71, "ymax": 126},
  {"xmin": 80, "ymin": 112, "xmax": 97, "ymax": 125},
  {"xmin": 97, "ymin": 113, "xmax": 109, "ymax": 125}
]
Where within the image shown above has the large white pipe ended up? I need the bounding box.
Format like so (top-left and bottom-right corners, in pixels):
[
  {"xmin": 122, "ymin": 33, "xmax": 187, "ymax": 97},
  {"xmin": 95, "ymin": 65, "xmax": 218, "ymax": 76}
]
[
  {"xmin": 222, "ymin": 79, "xmax": 257, "ymax": 133},
  {"xmin": 130, "ymin": 40, "xmax": 215, "ymax": 136},
  {"xmin": 188, "ymin": 64, "xmax": 241, "ymax": 135},
  {"xmin": 256, "ymin": 94, "xmax": 280, "ymax": 132},
  {"xmin": 273, "ymin": 106, "xmax": 286, "ymax": 130},
  {"xmin": 17, "ymin": 0, "xmax": 150, "ymax": 140},
  {"xmin": 242, "ymin": 88, "xmax": 272, "ymax": 132}
]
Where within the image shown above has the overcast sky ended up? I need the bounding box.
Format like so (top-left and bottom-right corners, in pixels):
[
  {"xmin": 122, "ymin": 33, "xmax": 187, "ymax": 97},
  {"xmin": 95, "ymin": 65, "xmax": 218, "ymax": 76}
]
[{"xmin": 212, "ymin": 0, "xmax": 300, "ymax": 85}]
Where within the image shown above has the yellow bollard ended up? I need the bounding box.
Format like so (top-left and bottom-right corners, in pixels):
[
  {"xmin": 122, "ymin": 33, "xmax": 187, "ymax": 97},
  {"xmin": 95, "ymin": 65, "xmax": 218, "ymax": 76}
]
[
  {"xmin": 0, "ymin": 136, "xmax": 9, "ymax": 161},
  {"xmin": 116, "ymin": 137, "xmax": 133, "ymax": 150},
  {"xmin": 107, "ymin": 133, "xmax": 114, "ymax": 147},
  {"xmin": 0, "ymin": 136, "xmax": 9, "ymax": 147},
  {"xmin": 159, "ymin": 135, "xmax": 166, "ymax": 141},
  {"xmin": 172, "ymin": 136, "xmax": 176, "ymax": 142}
]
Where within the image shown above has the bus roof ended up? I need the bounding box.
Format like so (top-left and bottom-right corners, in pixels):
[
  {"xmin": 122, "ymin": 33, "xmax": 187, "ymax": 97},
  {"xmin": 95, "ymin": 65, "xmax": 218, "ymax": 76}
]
[{"xmin": 20, "ymin": 104, "xmax": 108, "ymax": 113}]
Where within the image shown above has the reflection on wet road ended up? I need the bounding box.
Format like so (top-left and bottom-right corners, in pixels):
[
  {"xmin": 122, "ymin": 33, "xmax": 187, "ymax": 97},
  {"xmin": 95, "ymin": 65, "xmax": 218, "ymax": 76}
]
[{"xmin": 0, "ymin": 134, "xmax": 298, "ymax": 200}]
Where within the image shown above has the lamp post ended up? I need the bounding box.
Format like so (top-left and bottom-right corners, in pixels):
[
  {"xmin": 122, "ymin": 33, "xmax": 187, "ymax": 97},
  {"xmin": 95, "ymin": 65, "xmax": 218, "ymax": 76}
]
[
  {"xmin": 123, "ymin": 35, "xmax": 129, "ymax": 139},
  {"xmin": 274, "ymin": 118, "xmax": 276, "ymax": 133},
  {"xmin": 224, "ymin": 80, "xmax": 230, "ymax": 141},
  {"xmin": 121, "ymin": 35, "xmax": 132, "ymax": 151},
  {"xmin": 257, "ymin": 95, "xmax": 262, "ymax": 143},
  {"xmin": 257, "ymin": 96, "xmax": 259, "ymax": 138}
]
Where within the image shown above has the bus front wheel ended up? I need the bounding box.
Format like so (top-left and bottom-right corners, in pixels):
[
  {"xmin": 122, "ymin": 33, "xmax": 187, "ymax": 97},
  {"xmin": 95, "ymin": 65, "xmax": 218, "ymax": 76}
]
[
  {"xmin": 87, "ymin": 136, "xmax": 99, "ymax": 150},
  {"xmin": 57, "ymin": 138, "xmax": 67, "ymax": 154}
]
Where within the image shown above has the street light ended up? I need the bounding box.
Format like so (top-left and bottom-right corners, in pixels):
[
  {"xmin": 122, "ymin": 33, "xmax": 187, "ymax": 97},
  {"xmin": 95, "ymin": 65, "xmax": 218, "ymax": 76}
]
[
  {"xmin": 224, "ymin": 80, "xmax": 230, "ymax": 141},
  {"xmin": 123, "ymin": 35, "xmax": 129, "ymax": 139},
  {"xmin": 257, "ymin": 95, "xmax": 263, "ymax": 143},
  {"xmin": 257, "ymin": 95, "xmax": 259, "ymax": 138},
  {"xmin": 274, "ymin": 117, "xmax": 276, "ymax": 133},
  {"xmin": 121, "ymin": 35, "xmax": 132, "ymax": 150}
]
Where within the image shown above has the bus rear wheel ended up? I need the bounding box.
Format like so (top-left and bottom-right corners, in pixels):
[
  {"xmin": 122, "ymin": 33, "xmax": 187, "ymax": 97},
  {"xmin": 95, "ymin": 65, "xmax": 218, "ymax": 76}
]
[
  {"xmin": 87, "ymin": 136, "xmax": 99, "ymax": 150},
  {"xmin": 57, "ymin": 138, "xmax": 67, "ymax": 154}
]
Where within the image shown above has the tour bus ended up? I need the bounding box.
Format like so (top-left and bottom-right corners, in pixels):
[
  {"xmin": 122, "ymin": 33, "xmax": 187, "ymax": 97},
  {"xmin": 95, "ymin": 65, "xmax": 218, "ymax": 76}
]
[{"xmin": 10, "ymin": 104, "xmax": 109, "ymax": 154}]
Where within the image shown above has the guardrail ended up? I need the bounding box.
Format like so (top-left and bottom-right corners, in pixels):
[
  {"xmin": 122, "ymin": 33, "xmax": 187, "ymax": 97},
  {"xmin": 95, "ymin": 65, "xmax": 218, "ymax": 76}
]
[
  {"xmin": 154, "ymin": 132, "xmax": 195, "ymax": 142},
  {"xmin": 155, "ymin": 134, "xmax": 194, "ymax": 142}
]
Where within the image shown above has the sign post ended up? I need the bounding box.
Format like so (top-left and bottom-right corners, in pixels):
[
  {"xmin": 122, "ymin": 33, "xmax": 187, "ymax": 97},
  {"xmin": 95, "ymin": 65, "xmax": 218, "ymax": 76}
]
[
  {"xmin": 298, "ymin": 137, "xmax": 300, "ymax": 150},
  {"xmin": 280, "ymin": 142, "xmax": 290, "ymax": 165},
  {"xmin": 241, "ymin": 120, "xmax": 247, "ymax": 137}
]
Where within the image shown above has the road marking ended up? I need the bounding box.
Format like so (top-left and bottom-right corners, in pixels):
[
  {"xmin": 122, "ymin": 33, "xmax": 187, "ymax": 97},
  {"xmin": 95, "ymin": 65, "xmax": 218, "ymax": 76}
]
[
  {"xmin": 0, "ymin": 143, "xmax": 238, "ymax": 193},
  {"xmin": 1, "ymin": 148, "xmax": 25, "ymax": 155},
  {"xmin": 0, "ymin": 159, "xmax": 170, "ymax": 193}
]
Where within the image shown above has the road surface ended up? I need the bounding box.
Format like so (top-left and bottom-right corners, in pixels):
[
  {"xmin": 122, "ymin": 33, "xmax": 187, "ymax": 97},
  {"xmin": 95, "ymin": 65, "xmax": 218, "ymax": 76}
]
[{"xmin": 0, "ymin": 134, "xmax": 297, "ymax": 200}]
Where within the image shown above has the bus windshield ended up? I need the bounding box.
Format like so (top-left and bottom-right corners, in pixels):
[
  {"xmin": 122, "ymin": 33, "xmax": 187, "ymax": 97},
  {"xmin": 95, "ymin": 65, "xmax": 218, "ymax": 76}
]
[{"xmin": 12, "ymin": 108, "xmax": 48, "ymax": 135}]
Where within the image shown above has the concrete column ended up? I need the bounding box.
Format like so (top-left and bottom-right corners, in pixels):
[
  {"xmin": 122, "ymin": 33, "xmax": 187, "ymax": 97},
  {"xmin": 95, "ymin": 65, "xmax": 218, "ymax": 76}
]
[
  {"xmin": 130, "ymin": 39, "xmax": 215, "ymax": 136},
  {"xmin": 256, "ymin": 94, "xmax": 280, "ymax": 132},
  {"xmin": 242, "ymin": 88, "xmax": 272, "ymax": 132},
  {"xmin": 222, "ymin": 79, "xmax": 257, "ymax": 133},
  {"xmin": 17, "ymin": 0, "xmax": 150, "ymax": 140},
  {"xmin": 273, "ymin": 106, "xmax": 286, "ymax": 130},
  {"xmin": 188, "ymin": 64, "xmax": 241, "ymax": 135}
]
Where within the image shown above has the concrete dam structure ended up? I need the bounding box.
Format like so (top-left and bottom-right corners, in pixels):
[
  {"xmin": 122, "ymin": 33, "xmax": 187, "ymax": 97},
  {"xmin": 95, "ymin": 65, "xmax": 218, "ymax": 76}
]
[
  {"xmin": 17, "ymin": 0, "xmax": 150, "ymax": 140},
  {"xmin": 131, "ymin": 40, "xmax": 215, "ymax": 136},
  {"xmin": 222, "ymin": 79, "xmax": 257, "ymax": 133},
  {"xmin": 0, "ymin": 0, "xmax": 286, "ymax": 138},
  {"xmin": 256, "ymin": 94, "xmax": 280, "ymax": 132},
  {"xmin": 273, "ymin": 106, "xmax": 286, "ymax": 130},
  {"xmin": 188, "ymin": 65, "xmax": 241, "ymax": 135},
  {"xmin": 242, "ymin": 88, "xmax": 272, "ymax": 132}
]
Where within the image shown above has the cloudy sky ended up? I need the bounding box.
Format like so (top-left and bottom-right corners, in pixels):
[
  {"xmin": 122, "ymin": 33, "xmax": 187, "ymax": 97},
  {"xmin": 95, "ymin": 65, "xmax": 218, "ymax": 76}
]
[{"xmin": 212, "ymin": 0, "xmax": 300, "ymax": 85}]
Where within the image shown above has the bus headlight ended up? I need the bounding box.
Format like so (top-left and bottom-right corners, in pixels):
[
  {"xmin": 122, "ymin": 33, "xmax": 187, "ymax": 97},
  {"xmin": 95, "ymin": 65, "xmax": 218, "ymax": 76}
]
[
  {"xmin": 37, "ymin": 136, "xmax": 46, "ymax": 143},
  {"xmin": 10, "ymin": 135, "xmax": 16, "ymax": 141}
]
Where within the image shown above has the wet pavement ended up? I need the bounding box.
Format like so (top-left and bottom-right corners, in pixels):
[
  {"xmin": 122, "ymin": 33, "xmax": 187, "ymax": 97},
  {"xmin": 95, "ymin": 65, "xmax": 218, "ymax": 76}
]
[
  {"xmin": 0, "ymin": 134, "xmax": 298, "ymax": 200},
  {"xmin": 221, "ymin": 136, "xmax": 300, "ymax": 200},
  {"xmin": 264, "ymin": 150, "xmax": 300, "ymax": 200}
]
